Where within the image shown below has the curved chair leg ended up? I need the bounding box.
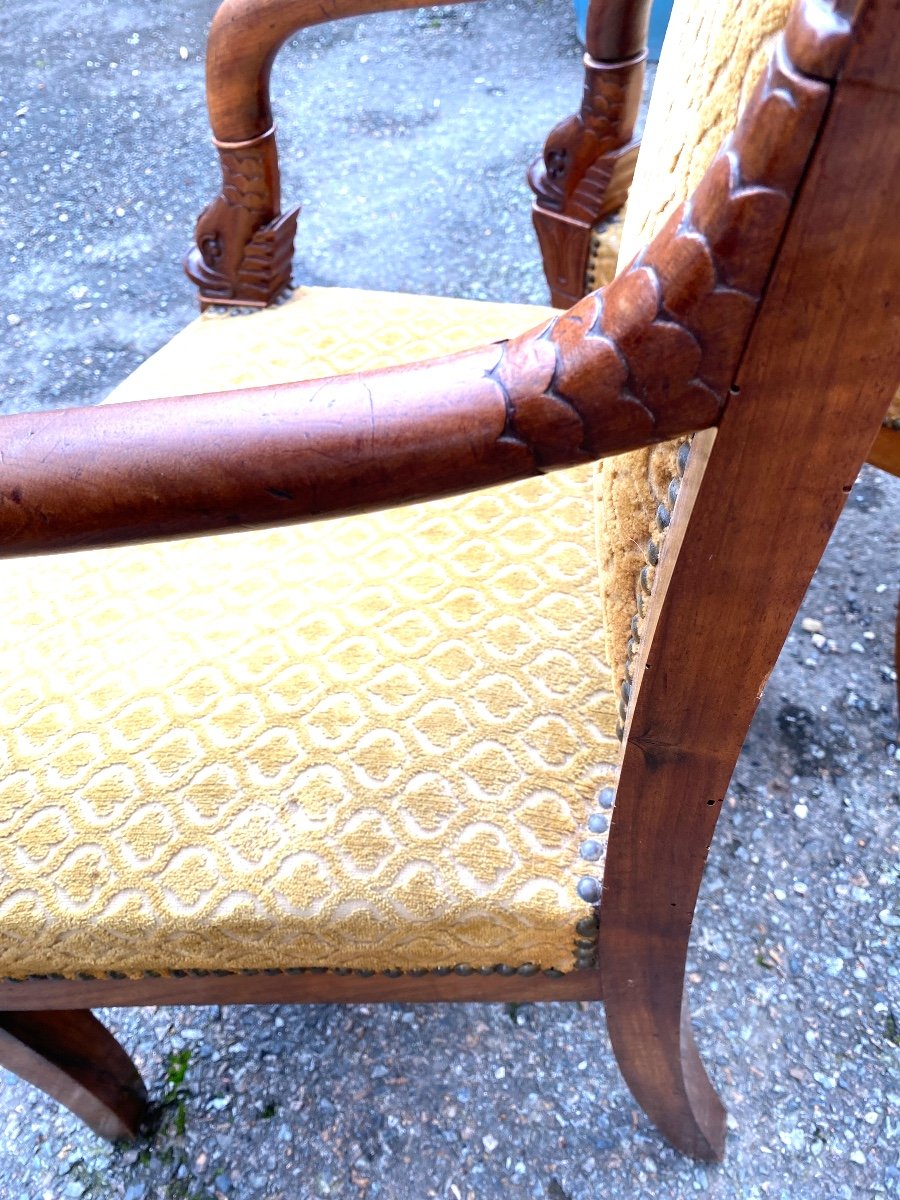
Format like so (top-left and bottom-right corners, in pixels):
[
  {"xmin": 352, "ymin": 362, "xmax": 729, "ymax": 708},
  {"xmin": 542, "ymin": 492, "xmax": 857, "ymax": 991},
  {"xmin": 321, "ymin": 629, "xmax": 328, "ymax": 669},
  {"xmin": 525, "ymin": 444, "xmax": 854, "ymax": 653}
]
[
  {"xmin": 611, "ymin": 991, "xmax": 725, "ymax": 1162},
  {"xmin": 600, "ymin": 742, "xmax": 728, "ymax": 1160},
  {"xmin": 599, "ymin": 642, "xmax": 728, "ymax": 1160},
  {"xmin": 0, "ymin": 1010, "xmax": 147, "ymax": 1140}
]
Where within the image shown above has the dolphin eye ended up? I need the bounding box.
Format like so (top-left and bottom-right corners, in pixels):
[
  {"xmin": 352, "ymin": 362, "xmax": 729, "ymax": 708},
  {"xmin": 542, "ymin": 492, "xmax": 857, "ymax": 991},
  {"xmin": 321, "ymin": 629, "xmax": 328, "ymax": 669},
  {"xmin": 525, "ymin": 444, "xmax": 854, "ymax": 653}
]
[
  {"xmin": 200, "ymin": 234, "xmax": 223, "ymax": 264},
  {"xmin": 546, "ymin": 148, "xmax": 568, "ymax": 179}
]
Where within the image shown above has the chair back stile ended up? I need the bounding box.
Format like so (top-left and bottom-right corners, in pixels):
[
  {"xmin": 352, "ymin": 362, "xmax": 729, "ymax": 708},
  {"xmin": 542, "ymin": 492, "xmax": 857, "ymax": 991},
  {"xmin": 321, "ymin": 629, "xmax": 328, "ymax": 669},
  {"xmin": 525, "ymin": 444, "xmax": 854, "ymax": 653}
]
[
  {"xmin": 528, "ymin": 0, "xmax": 653, "ymax": 306},
  {"xmin": 601, "ymin": 0, "xmax": 899, "ymax": 1160}
]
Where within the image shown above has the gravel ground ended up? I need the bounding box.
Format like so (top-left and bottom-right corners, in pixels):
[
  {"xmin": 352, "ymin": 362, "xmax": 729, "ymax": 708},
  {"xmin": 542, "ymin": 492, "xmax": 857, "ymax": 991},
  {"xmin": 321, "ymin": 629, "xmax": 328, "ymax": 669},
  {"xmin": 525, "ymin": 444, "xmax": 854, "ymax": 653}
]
[{"xmin": 0, "ymin": 2, "xmax": 898, "ymax": 1198}]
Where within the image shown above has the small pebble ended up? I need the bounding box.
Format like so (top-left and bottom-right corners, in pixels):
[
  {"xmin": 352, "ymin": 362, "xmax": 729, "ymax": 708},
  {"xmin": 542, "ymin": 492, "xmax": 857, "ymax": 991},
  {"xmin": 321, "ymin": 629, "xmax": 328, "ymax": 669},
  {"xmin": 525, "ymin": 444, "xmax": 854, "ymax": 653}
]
[
  {"xmin": 801, "ymin": 618, "xmax": 823, "ymax": 633},
  {"xmin": 482, "ymin": 1134, "xmax": 499, "ymax": 1153},
  {"xmin": 779, "ymin": 1128, "xmax": 804, "ymax": 1151}
]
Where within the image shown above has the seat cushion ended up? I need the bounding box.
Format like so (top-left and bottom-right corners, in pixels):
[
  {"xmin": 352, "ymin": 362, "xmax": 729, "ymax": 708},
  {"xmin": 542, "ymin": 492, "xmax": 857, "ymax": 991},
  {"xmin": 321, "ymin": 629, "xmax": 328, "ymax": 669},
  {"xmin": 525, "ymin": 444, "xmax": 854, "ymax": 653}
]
[
  {"xmin": 597, "ymin": 0, "xmax": 792, "ymax": 696},
  {"xmin": 0, "ymin": 288, "xmax": 618, "ymax": 980}
]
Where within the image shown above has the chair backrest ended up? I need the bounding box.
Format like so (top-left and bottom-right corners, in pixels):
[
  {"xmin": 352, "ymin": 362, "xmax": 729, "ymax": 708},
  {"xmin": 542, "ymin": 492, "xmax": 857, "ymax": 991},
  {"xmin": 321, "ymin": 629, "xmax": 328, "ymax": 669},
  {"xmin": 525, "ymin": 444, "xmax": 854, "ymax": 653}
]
[
  {"xmin": 597, "ymin": 0, "xmax": 793, "ymax": 704},
  {"xmin": 527, "ymin": 0, "xmax": 898, "ymax": 704}
]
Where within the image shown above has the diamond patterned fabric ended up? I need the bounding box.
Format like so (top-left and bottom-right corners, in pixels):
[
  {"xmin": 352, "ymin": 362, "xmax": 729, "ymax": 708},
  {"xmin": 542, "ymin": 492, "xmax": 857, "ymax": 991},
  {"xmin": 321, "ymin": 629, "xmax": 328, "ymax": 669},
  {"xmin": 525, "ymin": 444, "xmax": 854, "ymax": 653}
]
[{"xmin": 0, "ymin": 288, "xmax": 617, "ymax": 979}]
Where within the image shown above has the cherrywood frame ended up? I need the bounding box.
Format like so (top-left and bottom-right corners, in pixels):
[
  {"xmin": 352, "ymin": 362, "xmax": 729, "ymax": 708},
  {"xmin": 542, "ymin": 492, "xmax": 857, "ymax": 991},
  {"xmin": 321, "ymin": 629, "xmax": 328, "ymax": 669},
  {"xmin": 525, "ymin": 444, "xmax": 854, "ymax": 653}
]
[
  {"xmin": 603, "ymin": 0, "xmax": 899, "ymax": 1154},
  {"xmin": 0, "ymin": 0, "xmax": 897, "ymax": 1161}
]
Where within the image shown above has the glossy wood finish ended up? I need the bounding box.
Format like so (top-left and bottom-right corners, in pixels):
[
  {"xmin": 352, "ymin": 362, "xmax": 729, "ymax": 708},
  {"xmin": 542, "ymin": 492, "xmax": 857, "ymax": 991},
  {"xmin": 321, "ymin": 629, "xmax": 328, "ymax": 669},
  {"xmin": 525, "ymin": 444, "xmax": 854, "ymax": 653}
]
[
  {"xmin": 528, "ymin": 0, "xmax": 651, "ymax": 306},
  {"xmin": 584, "ymin": 0, "xmax": 651, "ymax": 60},
  {"xmin": 0, "ymin": 338, "xmax": 703, "ymax": 557},
  {"xmin": 0, "ymin": 1011, "xmax": 147, "ymax": 1139},
  {"xmin": 0, "ymin": 967, "xmax": 603, "ymax": 1012},
  {"xmin": 0, "ymin": 38, "xmax": 824, "ymax": 558},
  {"xmin": 185, "ymin": 0, "xmax": 470, "ymax": 306},
  {"xmin": 600, "ymin": 0, "xmax": 898, "ymax": 1160}
]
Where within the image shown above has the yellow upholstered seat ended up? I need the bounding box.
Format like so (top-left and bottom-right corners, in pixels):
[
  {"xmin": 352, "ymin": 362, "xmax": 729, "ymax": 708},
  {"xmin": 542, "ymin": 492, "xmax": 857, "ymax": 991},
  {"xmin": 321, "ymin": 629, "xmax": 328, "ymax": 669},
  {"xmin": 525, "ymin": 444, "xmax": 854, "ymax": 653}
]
[{"xmin": 0, "ymin": 288, "xmax": 619, "ymax": 980}]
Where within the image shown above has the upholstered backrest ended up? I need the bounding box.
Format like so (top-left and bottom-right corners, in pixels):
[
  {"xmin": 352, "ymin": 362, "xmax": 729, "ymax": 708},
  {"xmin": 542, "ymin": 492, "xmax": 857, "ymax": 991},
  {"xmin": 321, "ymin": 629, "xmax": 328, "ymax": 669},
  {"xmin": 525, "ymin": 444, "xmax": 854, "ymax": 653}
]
[{"xmin": 596, "ymin": 0, "xmax": 793, "ymax": 702}]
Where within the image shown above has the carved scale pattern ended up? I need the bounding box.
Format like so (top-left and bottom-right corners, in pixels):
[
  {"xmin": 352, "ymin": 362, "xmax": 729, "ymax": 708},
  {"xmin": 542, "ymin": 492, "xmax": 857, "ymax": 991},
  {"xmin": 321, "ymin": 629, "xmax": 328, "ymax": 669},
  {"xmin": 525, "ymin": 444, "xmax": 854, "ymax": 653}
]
[
  {"xmin": 185, "ymin": 132, "xmax": 299, "ymax": 308},
  {"xmin": 218, "ymin": 146, "xmax": 271, "ymax": 214},
  {"xmin": 508, "ymin": 37, "xmax": 831, "ymax": 471},
  {"xmin": 529, "ymin": 60, "xmax": 641, "ymax": 214},
  {"xmin": 529, "ymin": 55, "xmax": 644, "ymax": 307}
]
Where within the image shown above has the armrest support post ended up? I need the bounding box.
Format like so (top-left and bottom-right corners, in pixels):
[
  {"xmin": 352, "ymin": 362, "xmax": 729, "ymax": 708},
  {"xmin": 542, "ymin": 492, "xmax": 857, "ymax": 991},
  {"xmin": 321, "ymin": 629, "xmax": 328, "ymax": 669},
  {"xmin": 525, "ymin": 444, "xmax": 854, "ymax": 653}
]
[
  {"xmin": 185, "ymin": 0, "xmax": 474, "ymax": 309},
  {"xmin": 529, "ymin": 0, "xmax": 652, "ymax": 307},
  {"xmin": 584, "ymin": 0, "xmax": 651, "ymax": 60}
]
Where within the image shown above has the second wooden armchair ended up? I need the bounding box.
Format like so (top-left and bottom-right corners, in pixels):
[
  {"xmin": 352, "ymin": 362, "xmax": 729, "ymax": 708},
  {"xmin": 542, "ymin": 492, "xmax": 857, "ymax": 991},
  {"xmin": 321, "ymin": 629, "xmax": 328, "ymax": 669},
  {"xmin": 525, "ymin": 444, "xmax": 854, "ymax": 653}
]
[{"xmin": 0, "ymin": 0, "xmax": 896, "ymax": 1166}]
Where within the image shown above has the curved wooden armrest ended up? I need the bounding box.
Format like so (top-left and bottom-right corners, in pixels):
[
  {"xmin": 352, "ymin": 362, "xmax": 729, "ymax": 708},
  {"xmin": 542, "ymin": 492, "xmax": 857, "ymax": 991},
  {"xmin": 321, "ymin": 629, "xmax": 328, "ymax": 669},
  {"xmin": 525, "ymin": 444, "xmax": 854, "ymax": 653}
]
[
  {"xmin": 0, "ymin": 7, "xmax": 849, "ymax": 558},
  {"xmin": 184, "ymin": 0, "xmax": 473, "ymax": 309},
  {"xmin": 0, "ymin": 317, "xmax": 718, "ymax": 557}
]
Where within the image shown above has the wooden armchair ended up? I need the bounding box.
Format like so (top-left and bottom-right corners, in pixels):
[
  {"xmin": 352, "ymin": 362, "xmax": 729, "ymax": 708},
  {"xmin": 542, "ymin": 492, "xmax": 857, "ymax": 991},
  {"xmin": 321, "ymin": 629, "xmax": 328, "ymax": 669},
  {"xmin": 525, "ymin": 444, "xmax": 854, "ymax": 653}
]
[{"xmin": 0, "ymin": 0, "xmax": 896, "ymax": 1165}]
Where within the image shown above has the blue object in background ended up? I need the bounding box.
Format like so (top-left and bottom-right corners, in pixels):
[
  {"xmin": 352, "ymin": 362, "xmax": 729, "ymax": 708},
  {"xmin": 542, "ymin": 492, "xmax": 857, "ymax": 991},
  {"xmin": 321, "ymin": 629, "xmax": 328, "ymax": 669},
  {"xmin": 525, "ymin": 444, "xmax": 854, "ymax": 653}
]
[{"xmin": 573, "ymin": 0, "xmax": 673, "ymax": 59}]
